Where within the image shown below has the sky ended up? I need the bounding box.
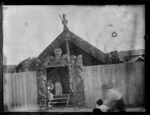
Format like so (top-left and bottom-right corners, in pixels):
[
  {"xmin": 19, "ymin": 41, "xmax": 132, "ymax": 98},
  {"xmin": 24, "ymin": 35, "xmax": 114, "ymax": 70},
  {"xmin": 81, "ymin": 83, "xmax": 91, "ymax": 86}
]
[{"xmin": 3, "ymin": 5, "xmax": 145, "ymax": 65}]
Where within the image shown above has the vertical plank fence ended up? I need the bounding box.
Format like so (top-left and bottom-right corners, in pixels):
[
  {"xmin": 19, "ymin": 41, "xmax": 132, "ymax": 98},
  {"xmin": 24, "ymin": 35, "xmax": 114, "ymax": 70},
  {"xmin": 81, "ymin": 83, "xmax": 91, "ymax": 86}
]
[
  {"xmin": 4, "ymin": 71, "xmax": 38, "ymax": 111},
  {"xmin": 83, "ymin": 62, "xmax": 144, "ymax": 108}
]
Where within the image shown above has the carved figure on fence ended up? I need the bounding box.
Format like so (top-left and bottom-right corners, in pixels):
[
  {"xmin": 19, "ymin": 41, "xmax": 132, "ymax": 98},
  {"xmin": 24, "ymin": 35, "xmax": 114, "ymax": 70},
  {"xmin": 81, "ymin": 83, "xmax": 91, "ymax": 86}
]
[
  {"xmin": 60, "ymin": 14, "xmax": 68, "ymax": 30},
  {"xmin": 71, "ymin": 55, "xmax": 77, "ymax": 64},
  {"xmin": 42, "ymin": 57, "xmax": 49, "ymax": 68},
  {"xmin": 54, "ymin": 48, "xmax": 62, "ymax": 63},
  {"xmin": 54, "ymin": 48, "xmax": 62, "ymax": 57},
  {"xmin": 37, "ymin": 69, "xmax": 47, "ymax": 109},
  {"xmin": 38, "ymin": 74, "xmax": 47, "ymax": 98},
  {"xmin": 66, "ymin": 54, "xmax": 71, "ymax": 63},
  {"xmin": 71, "ymin": 54, "xmax": 85, "ymax": 107},
  {"xmin": 49, "ymin": 56, "xmax": 55, "ymax": 65},
  {"xmin": 61, "ymin": 54, "xmax": 70, "ymax": 65},
  {"xmin": 74, "ymin": 92, "xmax": 85, "ymax": 107},
  {"xmin": 76, "ymin": 55, "xmax": 83, "ymax": 72}
]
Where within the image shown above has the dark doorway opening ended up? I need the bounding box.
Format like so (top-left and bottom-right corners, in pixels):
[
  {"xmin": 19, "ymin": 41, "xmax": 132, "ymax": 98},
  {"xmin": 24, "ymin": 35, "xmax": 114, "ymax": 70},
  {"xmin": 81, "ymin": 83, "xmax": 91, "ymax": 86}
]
[{"xmin": 46, "ymin": 66, "xmax": 70, "ymax": 95}]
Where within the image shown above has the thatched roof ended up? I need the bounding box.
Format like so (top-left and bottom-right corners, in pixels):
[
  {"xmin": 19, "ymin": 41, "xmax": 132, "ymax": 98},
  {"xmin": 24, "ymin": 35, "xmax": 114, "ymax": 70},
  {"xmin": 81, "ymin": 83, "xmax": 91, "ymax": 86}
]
[{"xmin": 37, "ymin": 29, "xmax": 107, "ymax": 64}]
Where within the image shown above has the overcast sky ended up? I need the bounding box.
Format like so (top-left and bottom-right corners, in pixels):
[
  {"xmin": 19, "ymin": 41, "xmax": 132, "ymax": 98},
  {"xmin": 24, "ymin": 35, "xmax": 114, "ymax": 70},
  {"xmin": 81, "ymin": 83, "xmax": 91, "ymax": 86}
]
[{"xmin": 3, "ymin": 5, "xmax": 145, "ymax": 65}]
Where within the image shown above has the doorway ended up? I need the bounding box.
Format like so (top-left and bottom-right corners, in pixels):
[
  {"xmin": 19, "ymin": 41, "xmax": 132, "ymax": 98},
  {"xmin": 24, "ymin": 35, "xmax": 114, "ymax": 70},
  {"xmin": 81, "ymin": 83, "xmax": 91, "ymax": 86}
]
[{"xmin": 46, "ymin": 66, "xmax": 70, "ymax": 95}]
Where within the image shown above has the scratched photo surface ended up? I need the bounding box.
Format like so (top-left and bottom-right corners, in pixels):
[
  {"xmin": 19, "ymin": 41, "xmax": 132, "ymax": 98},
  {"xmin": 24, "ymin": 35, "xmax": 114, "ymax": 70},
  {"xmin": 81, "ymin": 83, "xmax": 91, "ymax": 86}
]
[{"xmin": 3, "ymin": 5, "xmax": 145, "ymax": 112}]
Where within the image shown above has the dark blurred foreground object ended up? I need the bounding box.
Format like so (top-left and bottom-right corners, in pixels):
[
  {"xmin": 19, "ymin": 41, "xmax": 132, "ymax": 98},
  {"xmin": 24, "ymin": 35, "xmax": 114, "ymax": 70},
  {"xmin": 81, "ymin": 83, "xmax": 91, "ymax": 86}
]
[{"xmin": 93, "ymin": 108, "xmax": 102, "ymax": 114}]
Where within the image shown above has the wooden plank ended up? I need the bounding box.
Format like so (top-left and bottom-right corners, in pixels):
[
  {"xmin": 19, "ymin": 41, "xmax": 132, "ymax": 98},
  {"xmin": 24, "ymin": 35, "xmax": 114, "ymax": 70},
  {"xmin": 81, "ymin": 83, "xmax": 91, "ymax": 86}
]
[
  {"xmin": 49, "ymin": 101, "xmax": 68, "ymax": 104},
  {"xmin": 131, "ymin": 63, "xmax": 136, "ymax": 106},
  {"xmin": 28, "ymin": 72, "xmax": 32, "ymax": 106},
  {"xmin": 88, "ymin": 66, "xmax": 94, "ymax": 107},
  {"xmin": 83, "ymin": 67, "xmax": 89, "ymax": 107},
  {"xmin": 121, "ymin": 64, "xmax": 127, "ymax": 106},
  {"xmin": 130, "ymin": 63, "xmax": 135, "ymax": 106},
  {"xmin": 13, "ymin": 73, "xmax": 17, "ymax": 108},
  {"xmin": 11, "ymin": 74, "xmax": 15, "ymax": 108},
  {"xmin": 9, "ymin": 74, "xmax": 13, "ymax": 110},
  {"xmin": 15, "ymin": 73, "xmax": 18, "ymax": 107},
  {"xmin": 33, "ymin": 71, "xmax": 38, "ymax": 109},
  {"xmin": 7, "ymin": 73, "xmax": 12, "ymax": 110},
  {"xmin": 93, "ymin": 66, "xmax": 99, "ymax": 105},
  {"xmin": 126, "ymin": 63, "xmax": 134, "ymax": 106},
  {"xmin": 85, "ymin": 67, "xmax": 90, "ymax": 107},
  {"xmin": 94, "ymin": 66, "xmax": 101, "ymax": 105},
  {"xmin": 4, "ymin": 73, "xmax": 12, "ymax": 110},
  {"xmin": 10, "ymin": 73, "xmax": 14, "ymax": 108},
  {"xmin": 132, "ymin": 63, "xmax": 137, "ymax": 107},
  {"xmin": 114, "ymin": 64, "xmax": 122, "ymax": 91},
  {"xmin": 134, "ymin": 62, "xmax": 144, "ymax": 106},
  {"xmin": 19, "ymin": 72, "xmax": 24, "ymax": 107},
  {"xmin": 29, "ymin": 72, "xmax": 33, "ymax": 106},
  {"xmin": 23, "ymin": 72, "xmax": 27, "ymax": 108},
  {"xmin": 85, "ymin": 66, "xmax": 93, "ymax": 107},
  {"xmin": 53, "ymin": 94, "xmax": 70, "ymax": 98},
  {"xmin": 17, "ymin": 73, "xmax": 21, "ymax": 107},
  {"xmin": 97, "ymin": 66, "xmax": 103, "ymax": 100},
  {"xmin": 124, "ymin": 63, "xmax": 129, "ymax": 106},
  {"xmin": 83, "ymin": 67, "xmax": 90, "ymax": 107},
  {"xmin": 105, "ymin": 65, "xmax": 113, "ymax": 86},
  {"xmin": 46, "ymin": 64, "xmax": 72, "ymax": 68},
  {"xmin": 16, "ymin": 73, "xmax": 19, "ymax": 107},
  {"xmin": 94, "ymin": 66, "xmax": 101, "ymax": 107},
  {"xmin": 111, "ymin": 64, "xmax": 116, "ymax": 88},
  {"xmin": 53, "ymin": 97, "xmax": 69, "ymax": 100},
  {"xmin": 29, "ymin": 71, "xmax": 37, "ymax": 107},
  {"xmin": 26, "ymin": 72, "xmax": 29, "ymax": 106},
  {"xmin": 101, "ymin": 65, "xmax": 111, "ymax": 99},
  {"xmin": 91, "ymin": 66, "xmax": 96, "ymax": 107},
  {"xmin": 32, "ymin": 71, "xmax": 38, "ymax": 108}
]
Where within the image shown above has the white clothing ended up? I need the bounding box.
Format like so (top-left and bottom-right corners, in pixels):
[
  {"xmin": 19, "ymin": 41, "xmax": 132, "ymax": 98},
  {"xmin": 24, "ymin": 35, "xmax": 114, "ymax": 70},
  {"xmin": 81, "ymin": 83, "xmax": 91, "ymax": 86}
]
[
  {"xmin": 48, "ymin": 92, "xmax": 53, "ymax": 101},
  {"xmin": 96, "ymin": 104, "xmax": 109, "ymax": 112},
  {"xmin": 55, "ymin": 82, "xmax": 62, "ymax": 95},
  {"xmin": 103, "ymin": 88, "xmax": 123, "ymax": 105}
]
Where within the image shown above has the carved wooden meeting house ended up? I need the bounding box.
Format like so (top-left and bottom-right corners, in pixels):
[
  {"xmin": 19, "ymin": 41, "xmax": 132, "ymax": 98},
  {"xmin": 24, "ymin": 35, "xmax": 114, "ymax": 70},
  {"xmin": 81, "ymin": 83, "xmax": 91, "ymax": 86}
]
[
  {"xmin": 7, "ymin": 14, "xmax": 144, "ymax": 111},
  {"xmin": 31, "ymin": 14, "xmax": 108, "ymax": 110}
]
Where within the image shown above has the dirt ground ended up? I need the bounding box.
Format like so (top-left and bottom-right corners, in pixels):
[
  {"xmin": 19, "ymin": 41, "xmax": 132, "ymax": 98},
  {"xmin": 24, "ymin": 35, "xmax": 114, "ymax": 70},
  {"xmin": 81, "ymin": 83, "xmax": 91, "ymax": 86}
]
[
  {"xmin": 44, "ymin": 107, "xmax": 146, "ymax": 112},
  {"xmin": 9, "ymin": 107, "xmax": 146, "ymax": 112},
  {"xmin": 7, "ymin": 105, "xmax": 145, "ymax": 112}
]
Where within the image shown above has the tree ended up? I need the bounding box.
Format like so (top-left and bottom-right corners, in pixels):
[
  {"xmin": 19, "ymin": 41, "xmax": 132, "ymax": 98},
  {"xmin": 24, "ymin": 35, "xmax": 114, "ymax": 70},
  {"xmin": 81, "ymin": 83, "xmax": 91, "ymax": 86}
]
[{"xmin": 110, "ymin": 50, "xmax": 119, "ymax": 64}]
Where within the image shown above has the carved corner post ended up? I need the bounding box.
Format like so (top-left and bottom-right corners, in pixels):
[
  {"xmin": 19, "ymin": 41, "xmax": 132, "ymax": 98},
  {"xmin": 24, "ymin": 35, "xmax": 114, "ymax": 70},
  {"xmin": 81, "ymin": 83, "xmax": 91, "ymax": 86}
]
[
  {"xmin": 36, "ymin": 68, "xmax": 48, "ymax": 111},
  {"xmin": 71, "ymin": 55, "xmax": 85, "ymax": 108}
]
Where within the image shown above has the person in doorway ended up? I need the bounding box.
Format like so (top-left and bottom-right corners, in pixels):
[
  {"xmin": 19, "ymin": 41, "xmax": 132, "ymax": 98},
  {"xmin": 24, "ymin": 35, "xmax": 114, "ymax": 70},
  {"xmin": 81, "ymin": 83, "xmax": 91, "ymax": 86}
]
[
  {"xmin": 95, "ymin": 99, "xmax": 109, "ymax": 112},
  {"xmin": 47, "ymin": 80, "xmax": 54, "ymax": 108},
  {"xmin": 47, "ymin": 80, "xmax": 54, "ymax": 91},
  {"xmin": 55, "ymin": 80, "xmax": 63, "ymax": 95},
  {"xmin": 102, "ymin": 84, "xmax": 125, "ymax": 112}
]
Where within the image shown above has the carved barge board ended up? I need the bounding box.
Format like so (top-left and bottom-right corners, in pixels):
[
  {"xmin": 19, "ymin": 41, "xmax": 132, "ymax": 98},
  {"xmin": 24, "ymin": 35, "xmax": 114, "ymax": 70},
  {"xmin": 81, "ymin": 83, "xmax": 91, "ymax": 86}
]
[{"xmin": 45, "ymin": 64, "xmax": 72, "ymax": 68}]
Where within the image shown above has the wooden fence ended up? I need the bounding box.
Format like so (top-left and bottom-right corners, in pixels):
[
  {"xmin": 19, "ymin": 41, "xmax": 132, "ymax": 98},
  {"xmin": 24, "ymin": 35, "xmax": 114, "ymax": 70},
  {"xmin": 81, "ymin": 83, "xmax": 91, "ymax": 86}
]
[
  {"xmin": 4, "ymin": 71, "xmax": 38, "ymax": 111},
  {"xmin": 83, "ymin": 62, "xmax": 145, "ymax": 108}
]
